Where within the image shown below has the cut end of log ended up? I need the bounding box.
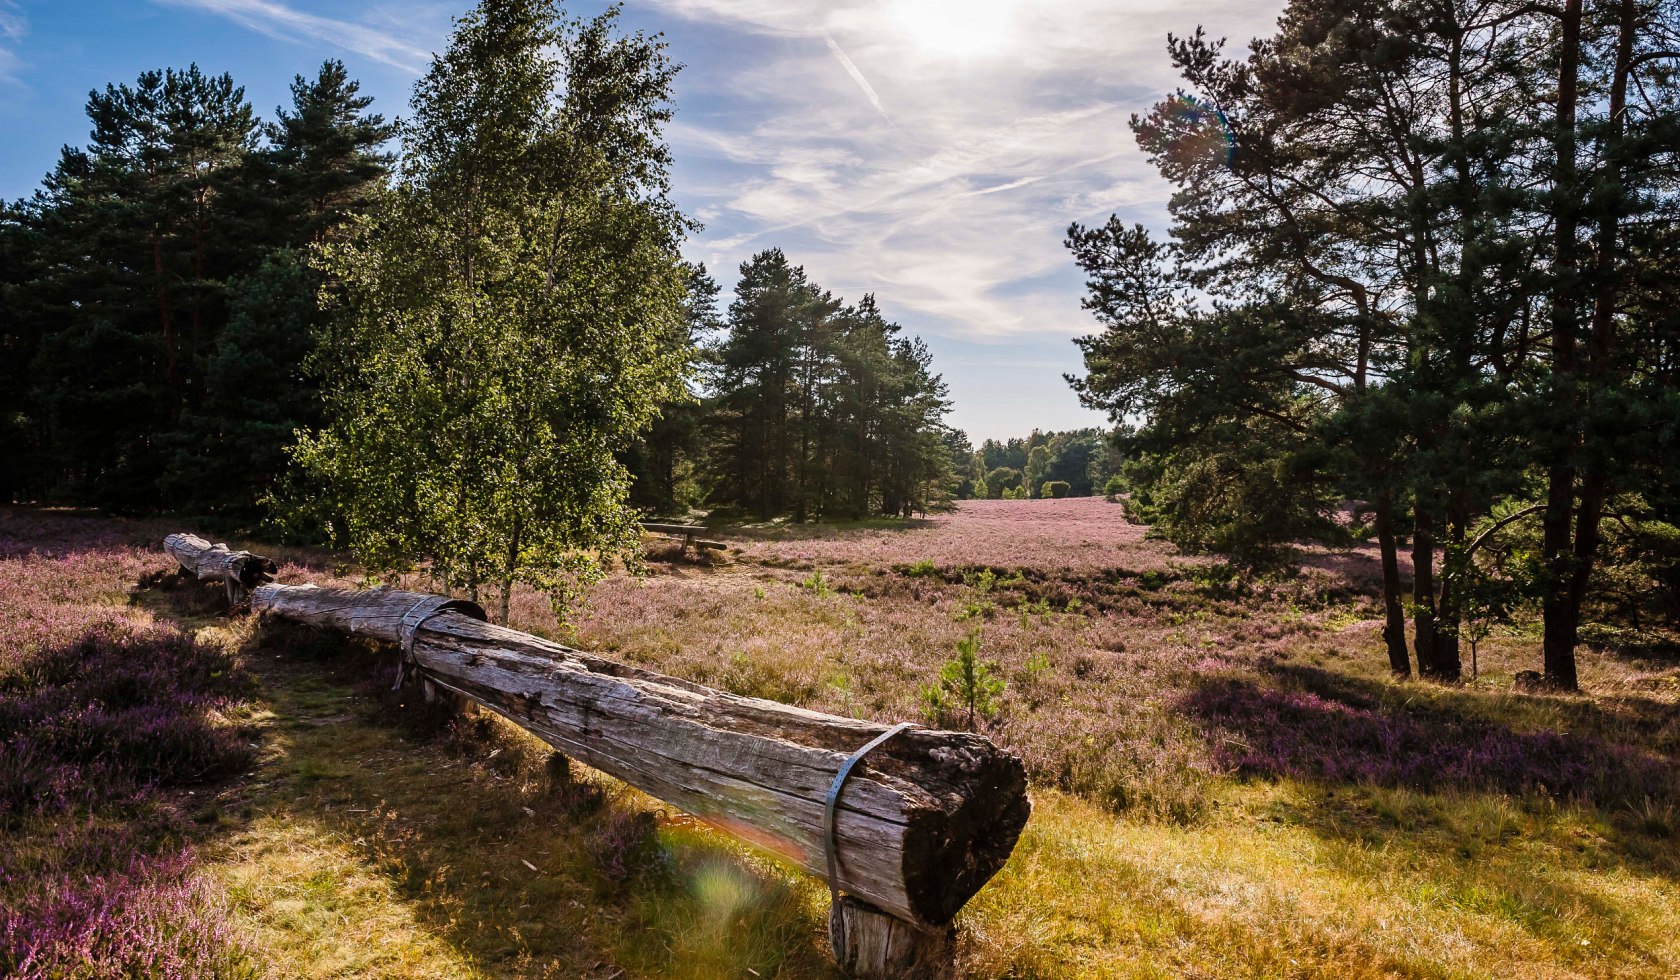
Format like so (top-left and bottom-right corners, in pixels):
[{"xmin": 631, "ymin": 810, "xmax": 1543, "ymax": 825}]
[
  {"xmin": 892, "ymin": 732, "xmax": 1031, "ymax": 924},
  {"xmin": 233, "ymin": 555, "xmax": 280, "ymax": 589}
]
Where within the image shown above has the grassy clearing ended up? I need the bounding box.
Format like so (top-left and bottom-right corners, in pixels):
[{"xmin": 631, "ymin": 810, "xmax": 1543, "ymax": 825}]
[{"xmin": 5, "ymin": 502, "xmax": 1680, "ymax": 977}]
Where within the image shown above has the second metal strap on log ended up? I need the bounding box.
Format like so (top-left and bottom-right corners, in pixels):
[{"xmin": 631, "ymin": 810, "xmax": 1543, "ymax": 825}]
[{"xmin": 824, "ymin": 721, "xmax": 917, "ymax": 965}]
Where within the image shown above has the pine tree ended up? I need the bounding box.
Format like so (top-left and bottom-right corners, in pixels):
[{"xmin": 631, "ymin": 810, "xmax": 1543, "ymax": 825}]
[
  {"xmin": 704, "ymin": 254, "xmax": 952, "ymax": 520},
  {"xmin": 1069, "ymin": 0, "xmax": 1680, "ymax": 686},
  {"xmin": 167, "ymin": 61, "xmax": 395, "ymax": 518},
  {"xmin": 626, "ymin": 262, "xmax": 722, "ymax": 513},
  {"xmin": 20, "ymin": 65, "xmax": 259, "ymax": 507},
  {"xmin": 0, "ymin": 201, "xmax": 35, "ymax": 501},
  {"xmin": 710, "ymin": 249, "xmax": 821, "ymax": 518},
  {"xmin": 262, "ymin": 60, "xmax": 397, "ymax": 247}
]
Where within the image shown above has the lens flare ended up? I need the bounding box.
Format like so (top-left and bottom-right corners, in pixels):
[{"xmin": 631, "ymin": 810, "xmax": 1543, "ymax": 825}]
[{"xmin": 1162, "ymin": 94, "xmax": 1236, "ymax": 167}]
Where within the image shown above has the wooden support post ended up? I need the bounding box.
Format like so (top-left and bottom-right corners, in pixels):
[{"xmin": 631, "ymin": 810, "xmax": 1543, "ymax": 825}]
[
  {"xmin": 418, "ymin": 675, "xmax": 477, "ymax": 718},
  {"xmin": 830, "ymin": 896, "xmax": 952, "ymax": 979}
]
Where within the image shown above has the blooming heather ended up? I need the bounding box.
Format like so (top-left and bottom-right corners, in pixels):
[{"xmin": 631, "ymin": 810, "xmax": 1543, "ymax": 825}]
[
  {"xmin": 728, "ymin": 497, "xmax": 1185, "ymax": 575},
  {"xmin": 532, "ymin": 498, "xmax": 1680, "ymax": 825},
  {"xmin": 1, "ymin": 851, "xmax": 246, "ymax": 979},
  {"xmin": 1183, "ymin": 678, "xmax": 1678, "ymax": 804},
  {"xmin": 0, "ymin": 508, "xmax": 255, "ymax": 978}
]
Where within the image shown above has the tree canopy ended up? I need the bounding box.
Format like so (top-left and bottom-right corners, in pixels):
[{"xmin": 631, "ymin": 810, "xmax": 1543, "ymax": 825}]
[
  {"xmin": 289, "ymin": 0, "xmax": 692, "ymax": 621},
  {"xmin": 1068, "ymin": 0, "xmax": 1680, "ymax": 686}
]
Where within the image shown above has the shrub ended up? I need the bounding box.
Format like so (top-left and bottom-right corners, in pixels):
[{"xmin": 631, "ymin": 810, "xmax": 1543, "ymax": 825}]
[
  {"xmin": 799, "ymin": 569, "xmax": 833, "ymax": 598},
  {"xmin": 1040, "ymin": 480, "xmax": 1070, "ymax": 499},
  {"xmin": 985, "ymin": 466, "xmax": 1021, "ymax": 498},
  {"xmin": 0, "ymin": 619, "xmax": 256, "ymax": 978},
  {"xmin": 1103, "ymin": 474, "xmax": 1126, "ymax": 498},
  {"xmin": 1115, "ymin": 421, "xmax": 1344, "ymax": 568},
  {"xmin": 0, "ymin": 850, "xmax": 251, "ymax": 979}
]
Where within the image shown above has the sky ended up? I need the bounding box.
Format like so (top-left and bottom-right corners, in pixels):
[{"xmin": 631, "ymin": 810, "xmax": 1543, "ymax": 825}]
[{"xmin": 0, "ymin": 0, "xmax": 1284, "ymax": 443}]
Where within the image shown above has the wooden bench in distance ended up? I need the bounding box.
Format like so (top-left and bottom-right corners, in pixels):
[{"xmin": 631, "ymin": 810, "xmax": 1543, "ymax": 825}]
[{"xmin": 638, "ymin": 521, "xmax": 728, "ymax": 552}]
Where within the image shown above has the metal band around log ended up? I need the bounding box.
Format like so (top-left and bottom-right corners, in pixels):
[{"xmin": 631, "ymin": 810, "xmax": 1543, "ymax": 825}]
[
  {"xmin": 393, "ymin": 595, "xmax": 487, "ymax": 690},
  {"xmin": 824, "ymin": 721, "xmax": 916, "ymax": 962}
]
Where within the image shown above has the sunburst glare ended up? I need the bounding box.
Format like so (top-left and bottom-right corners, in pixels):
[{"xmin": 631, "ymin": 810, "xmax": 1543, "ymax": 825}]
[{"xmin": 891, "ymin": 0, "xmax": 1017, "ymax": 57}]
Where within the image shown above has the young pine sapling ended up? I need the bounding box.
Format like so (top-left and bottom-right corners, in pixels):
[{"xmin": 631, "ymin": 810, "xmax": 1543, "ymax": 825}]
[{"xmin": 922, "ymin": 629, "xmax": 1006, "ymax": 731}]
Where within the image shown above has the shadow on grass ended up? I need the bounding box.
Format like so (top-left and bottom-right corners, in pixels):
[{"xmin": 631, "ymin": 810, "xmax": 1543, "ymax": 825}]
[
  {"xmin": 115, "ymin": 569, "xmax": 834, "ymax": 977},
  {"xmin": 216, "ymin": 611, "xmax": 834, "ymax": 979},
  {"xmin": 1179, "ymin": 663, "xmax": 1680, "ymax": 883},
  {"xmin": 1174, "ymin": 664, "xmax": 1680, "ymax": 963},
  {"xmin": 0, "ymin": 612, "xmax": 262, "ymax": 977},
  {"xmin": 1178, "ymin": 668, "xmax": 1678, "ymax": 809}
]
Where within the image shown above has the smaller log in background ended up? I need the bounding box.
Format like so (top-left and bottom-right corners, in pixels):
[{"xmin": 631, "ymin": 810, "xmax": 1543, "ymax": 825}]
[{"xmin": 164, "ymin": 533, "xmax": 277, "ymax": 603}]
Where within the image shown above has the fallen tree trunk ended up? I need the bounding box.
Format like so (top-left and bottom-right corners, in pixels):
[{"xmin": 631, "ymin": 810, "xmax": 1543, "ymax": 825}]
[
  {"xmin": 249, "ymin": 580, "xmax": 1030, "ymax": 927},
  {"xmin": 164, "ymin": 533, "xmax": 278, "ymax": 597}
]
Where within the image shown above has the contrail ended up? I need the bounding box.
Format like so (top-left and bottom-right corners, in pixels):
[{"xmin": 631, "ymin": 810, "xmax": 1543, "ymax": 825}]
[{"xmin": 823, "ymin": 33, "xmax": 891, "ymax": 123}]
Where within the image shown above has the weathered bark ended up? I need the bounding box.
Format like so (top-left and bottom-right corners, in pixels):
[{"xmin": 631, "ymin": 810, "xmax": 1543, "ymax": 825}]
[
  {"xmin": 1411, "ymin": 507, "xmax": 1443, "ymax": 678},
  {"xmin": 1551, "ymin": 0, "xmax": 1639, "ymax": 693},
  {"xmin": 164, "ymin": 533, "xmax": 278, "ymax": 596},
  {"xmin": 249, "ymin": 581, "xmax": 1030, "ymax": 927}
]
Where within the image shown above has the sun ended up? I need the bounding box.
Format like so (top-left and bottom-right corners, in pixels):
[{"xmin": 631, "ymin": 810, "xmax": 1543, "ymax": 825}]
[{"xmin": 890, "ymin": 0, "xmax": 1017, "ymax": 57}]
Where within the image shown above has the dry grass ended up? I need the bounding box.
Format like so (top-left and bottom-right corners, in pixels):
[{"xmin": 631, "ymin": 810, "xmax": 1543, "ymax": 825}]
[{"xmin": 5, "ymin": 501, "xmax": 1680, "ymax": 978}]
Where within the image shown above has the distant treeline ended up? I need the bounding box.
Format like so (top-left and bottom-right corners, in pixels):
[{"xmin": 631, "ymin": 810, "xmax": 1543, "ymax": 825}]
[
  {"xmin": 953, "ymin": 429, "xmax": 1122, "ymax": 500},
  {"xmin": 631, "ymin": 248, "xmax": 955, "ymax": 521},
  {"xmin": 627, "ymin": 256, "xmax": 1130, "ymax": 516}
]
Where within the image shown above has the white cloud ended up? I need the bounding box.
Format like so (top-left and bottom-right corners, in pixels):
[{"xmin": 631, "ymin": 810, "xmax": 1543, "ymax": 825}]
[
  {"xmin": 151, "ymin": 0, "xmax": 1285, "ymax": 350},
  {"xmin": 655, "ymin": 0, "xmax": 1284, "ymax": 339},
  {"xmin": 0, "ymin": 0, "xmax": 26, "ymax": 85},
  {"xmin": 154, "ymin": 0, "xmax": 434, "ymax": 73}
]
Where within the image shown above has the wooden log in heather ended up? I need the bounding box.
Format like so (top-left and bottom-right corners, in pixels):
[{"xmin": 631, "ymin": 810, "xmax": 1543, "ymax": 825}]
[
  {"xmin": 248, "ymin": 580, "xmax": 1030, "ymax": 927},
  {"xmin": 164, "ymin": 533, "xmax": 278, "ymax": 596}
]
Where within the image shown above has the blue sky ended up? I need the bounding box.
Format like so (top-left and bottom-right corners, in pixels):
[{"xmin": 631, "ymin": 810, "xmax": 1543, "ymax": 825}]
[{"xmin": 0, "ymin": 0, "xmax": 1283, "ymax": 443}]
